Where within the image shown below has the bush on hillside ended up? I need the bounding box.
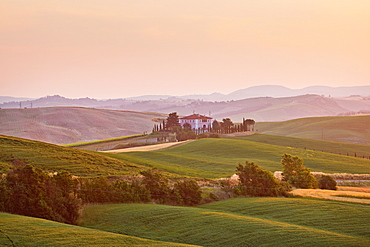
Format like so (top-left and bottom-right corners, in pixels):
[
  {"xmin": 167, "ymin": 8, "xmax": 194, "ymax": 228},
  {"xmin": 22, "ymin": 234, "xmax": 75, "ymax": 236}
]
[
  {"xmin": 318, "ymin": 175, "xmax": 337, "ymax": 190},
  {"xmin": 173, "ymin": 180, "xmax": 202, "ymax": 206},
  {"xmin": 281, "ymin": 154, "xmax": 318, "ymax": 189},
  {"xmin": 235, "ymin": 161, "xmax": 290, "ymax": 197}
]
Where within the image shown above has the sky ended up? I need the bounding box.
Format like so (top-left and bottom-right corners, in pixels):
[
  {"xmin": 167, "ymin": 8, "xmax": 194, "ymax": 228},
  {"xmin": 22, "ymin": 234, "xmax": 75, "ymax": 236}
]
[{"xmin": 1, "ymin": 0, "xmax": 370, "ymax": 99}]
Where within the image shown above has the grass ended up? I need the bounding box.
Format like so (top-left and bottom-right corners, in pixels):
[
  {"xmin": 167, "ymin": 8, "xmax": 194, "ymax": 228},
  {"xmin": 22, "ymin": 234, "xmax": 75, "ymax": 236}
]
[
  {"xmin": 256, "ymin": 115, "xmax": 370, "ymax": 145},
  {"xmin": 109, "ymin": 137, "xmax": 370, "ymax": 179},
  {"xmin": 63, "ymin": 134, "xmax": 145, "ymax": 147},
  {"xmin": 80, "ymin": 198, "xmax": 370, "ymax": 247},
  {"xmin": 3, "ymin": 133, "xmax": 370, "ymax": 179},
  {"xmin": 0, "ymin": 213, "xmax": 194, "ymax": 246},
  {"xmin": 0, "ymin": 135, "xmax": 145, "ymax": 177},
  {"xmin": 228, "ymin": 133, "xmax": 370, "ymax": 158}
]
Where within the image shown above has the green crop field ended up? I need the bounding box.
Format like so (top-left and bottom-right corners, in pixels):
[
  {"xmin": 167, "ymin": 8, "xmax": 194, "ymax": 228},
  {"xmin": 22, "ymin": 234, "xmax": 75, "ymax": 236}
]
[
  {"xmin": 80, "ymin": 198, "xmax": 370, "ymax": 247},
  {"xmin": 110, "ymin": 137, "xmax": 370, "ymax": 179},
  {"xmin": 0, "ymin": 213, "xmax": 195, "ymax": 246},
  {"xmin": 228, "ymin": 133, "xmax": 370, "ymax": 158},
  {"xmin": 0, "ymin": 135, "xmax": 145, "ymax": 177},
  {"xmin": 256, "ymin": 115, "xmax": 370, "ymax": 145}
]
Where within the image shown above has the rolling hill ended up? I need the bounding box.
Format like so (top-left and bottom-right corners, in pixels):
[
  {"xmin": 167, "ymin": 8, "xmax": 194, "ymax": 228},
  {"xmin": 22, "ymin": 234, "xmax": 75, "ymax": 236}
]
[
  {"xmin": 0, "ymin": 135, "xmax": 145, "ymax": 177},
  {"xmin": 80, "ymin": 198, "xmax": 370, "ymax": 246},
  {"xmin": 0, "ymin": 213, "xmax": 194, "ymax": 246},
  {"xmin": 0, "ymin": 107, "xmax": 164, "ymax": 145},
  {"xmin": 110, "ymin": 137, "xmax": 370, "ymax": 179},
  {"xmin": 2, "ymin": 133, "xmax": 370, "ymax": 179},
  {"xmin": 256, "ymin": 115, "xmax": 370, "ymax": 145},
  {"xmin": 2, "ymin": 93, "xmax": 370, "ymax": 123}
]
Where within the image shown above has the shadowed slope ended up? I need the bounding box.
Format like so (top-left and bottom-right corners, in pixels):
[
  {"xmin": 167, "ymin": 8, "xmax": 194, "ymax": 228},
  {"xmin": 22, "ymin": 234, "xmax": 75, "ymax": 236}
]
[{"xmin": 0, "ymin": 107, "xmax": 164, "ymax": 145}]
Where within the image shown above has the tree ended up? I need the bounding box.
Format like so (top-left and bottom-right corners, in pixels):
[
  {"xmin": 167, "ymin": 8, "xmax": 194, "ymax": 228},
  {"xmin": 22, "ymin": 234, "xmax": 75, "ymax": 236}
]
[
  {"xmin": 183, "ymin": 122, "xmax": 192, "ymax": 131},
  {"xmin": 212, "ymin": 120, "xmax": 220, "ymax": 132},
  {"xmin": 243, "ymin": 119, "xmax": 255, "ymax": 131},
  {"xmin": 281, "ymin": 154, "xmax": 317, "ymax": 189},
  {"xmin": 3, "ymin": 165, "xmax": 82, "ymax": 224},
  {"xmin": 318, "ymin": 175, "xmax": 337, "ymax": 190},
  {"xmin": 166, "ymin": 112, "xmax": 180, "ymax": 131},
  {"xmin": 235, "ymin": 161, "xmax": 288, "ymax": 197},
  {"xmin": 173, "ymin": 180, "xmax": 202, "ymax": 206},
  {"xmin": 221, "ymin": 118, "xmax": 233, "ymax": 134},
  {"xmin": 140, "ymin": 169, "xmax": 171, "ymax": 204}
]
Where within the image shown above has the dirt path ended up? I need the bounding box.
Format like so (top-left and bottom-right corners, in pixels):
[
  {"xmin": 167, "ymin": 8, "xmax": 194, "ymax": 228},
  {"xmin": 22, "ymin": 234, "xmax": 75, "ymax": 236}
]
[{"xmin": 102, "ymin": 140, "xmax": 193, "ymax": 153}]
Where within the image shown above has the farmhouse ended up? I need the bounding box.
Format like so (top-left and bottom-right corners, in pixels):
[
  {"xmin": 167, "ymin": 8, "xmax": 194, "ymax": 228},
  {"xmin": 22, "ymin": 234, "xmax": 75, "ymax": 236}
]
[{"xmin": 179, "ymin": 114, "xmax": 212, "ymax": 131}]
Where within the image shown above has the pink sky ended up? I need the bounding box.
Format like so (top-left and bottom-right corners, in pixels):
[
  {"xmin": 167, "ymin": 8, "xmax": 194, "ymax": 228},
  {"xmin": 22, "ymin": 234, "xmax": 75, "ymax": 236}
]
[{"xmin": 1, "ymin": 0, "xmax": 369, "ymax": 99}]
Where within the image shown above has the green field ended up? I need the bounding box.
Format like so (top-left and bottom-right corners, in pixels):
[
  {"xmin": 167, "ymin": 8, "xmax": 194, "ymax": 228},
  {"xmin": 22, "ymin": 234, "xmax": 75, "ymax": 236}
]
[
  {"xmin": 256, "ymin": 115, "xmax": 370, "ymax": 145},
  {"xmin": 0, "ymin": 213, "xmax": 195, "ymax": 246},
  {"xmin": 80, "ymin": 198, "xmax": 370, "ymax": 247},
  {"xmin": 110, "ymin": 137, "xmax": 370, "ymax": 178},
  {"xmin": 3, "ymin": 133, "xmax": 370, "ymax": 179},
  {"xmin": 228, "ymin": 133, "xmax": 370, "ymax": 158},
  {"xmin": 63, "ymin": 134, "xmax": 145, "ymax": 147},
  {"xmin": 0, "ymin": 135, "xmax": 145, "ymax": 177}
]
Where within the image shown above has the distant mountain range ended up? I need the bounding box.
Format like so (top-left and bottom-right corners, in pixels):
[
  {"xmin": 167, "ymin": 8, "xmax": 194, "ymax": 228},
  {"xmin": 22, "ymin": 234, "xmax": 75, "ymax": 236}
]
[
  {"xmin": 124, "ymin": 85, "xmax": 370, "ymax": 101},
  {"xmin": 1, "ymin": 85, "xmax": 370, "ymax": 144},
  {"xmin": 1, "ymin": 85, "xmax": 369, "ymax": 122},
  {"xmin": 2, "ymin": 85, "xmax": 370, "ymax": 105}
]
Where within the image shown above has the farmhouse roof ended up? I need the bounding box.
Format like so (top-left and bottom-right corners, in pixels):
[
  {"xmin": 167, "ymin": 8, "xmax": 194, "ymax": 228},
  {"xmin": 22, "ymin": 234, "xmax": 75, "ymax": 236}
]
[{"xmin": 180, "ymin": 114, "xmax": 212, "ymax": 120}]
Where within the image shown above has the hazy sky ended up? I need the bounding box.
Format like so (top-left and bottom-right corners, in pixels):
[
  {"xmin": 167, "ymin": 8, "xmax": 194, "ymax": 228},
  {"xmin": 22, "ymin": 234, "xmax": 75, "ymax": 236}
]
[{"xmin": 1, "ymin": 0, "xmax": 369, "ymax": 99}]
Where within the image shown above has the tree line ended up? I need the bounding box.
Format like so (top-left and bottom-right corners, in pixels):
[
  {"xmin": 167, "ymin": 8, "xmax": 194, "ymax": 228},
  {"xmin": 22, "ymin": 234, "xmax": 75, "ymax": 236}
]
[
  {"xmin": 0, "ymin": 154, "xmax": 336, "ymax": 225},
  {"xmin": 0, "ymin": 165, "xmax": 202, "ymax": 225}
]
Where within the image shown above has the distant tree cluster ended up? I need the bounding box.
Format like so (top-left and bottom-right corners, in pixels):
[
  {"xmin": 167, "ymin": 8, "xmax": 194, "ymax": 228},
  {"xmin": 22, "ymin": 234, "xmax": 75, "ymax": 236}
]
[{"xmin": 153, "ymin": 113, "xmax": 256, "ymax": 139}]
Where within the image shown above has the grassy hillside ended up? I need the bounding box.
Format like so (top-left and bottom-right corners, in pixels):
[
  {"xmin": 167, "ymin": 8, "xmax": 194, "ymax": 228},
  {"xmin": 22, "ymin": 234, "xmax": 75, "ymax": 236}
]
[
  {"xmin": 111, "ymin": 138, "xmax": 370, "ymax": 179},
  {"xmin": 2, "ymin": 134, "xmax": 370, "ymax": 179},
  {"xmin": 228, "ymin": 133, "xmax": 370, "ymax": 158},
  {"xmin": 0, "ymin": 107, "xmax": 164, "ymax": 145},
  {"xmin": 81, "ymin": 198, "xmax": 370, "ymax": 247},
  {"xmin": 0, "ymin": 135, "xmax": 145, "ymax": 177},
  {"xmin": 256, "ymin": 115, "xmax": 370, "ymax": 145},
  {"xmin": 0, "ymin": 213, "xmax": 194, "ymax": 247}
]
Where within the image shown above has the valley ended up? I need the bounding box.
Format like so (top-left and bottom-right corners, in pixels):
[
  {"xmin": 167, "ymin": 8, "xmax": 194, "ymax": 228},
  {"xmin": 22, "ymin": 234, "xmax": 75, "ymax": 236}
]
[{"xmin": 1, "ymin": 96, "xmax": 370, "ymax": 246}]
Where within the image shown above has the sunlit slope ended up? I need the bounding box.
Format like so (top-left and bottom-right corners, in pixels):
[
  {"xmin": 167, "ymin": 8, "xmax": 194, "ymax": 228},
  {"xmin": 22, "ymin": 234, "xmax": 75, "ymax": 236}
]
[
  {"xmin": 228, "ymin": 133, "xmax": 370, "ymax": 158},
  {"xmin": 256, "ymin": 115, "xmax": 370, "ymax": 145},
  {"xmin": 112, "ymin": 138, "xmax": 370, "ymax": 178},
  {"xmin": 81, "ymin": 198, "xmax": 370, "ymax": 247},
  {"xmin": 0, "ymin": 135, "xmax": 144, "ymax": 177},
  {"xmin": 0, "ymin": 213, "xmax": 195, "ymax": 247}
]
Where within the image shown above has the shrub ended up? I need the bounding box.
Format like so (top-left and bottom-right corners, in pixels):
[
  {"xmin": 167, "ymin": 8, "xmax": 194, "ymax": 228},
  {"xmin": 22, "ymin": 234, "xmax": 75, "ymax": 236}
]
[
  {"xmin": 236, "ymin": 161, "xmax": 290, "ymax": 197},
  {"xmin": 281, "ymin": 154, "xmax": 318, "ymax": 189},
  {"xmin": 318, "ymin": 175, "xmax": 337, "ymax": 190},
  {"xmin": 173, "ymin": 180, "xmax": 202, "ymax": 206}
]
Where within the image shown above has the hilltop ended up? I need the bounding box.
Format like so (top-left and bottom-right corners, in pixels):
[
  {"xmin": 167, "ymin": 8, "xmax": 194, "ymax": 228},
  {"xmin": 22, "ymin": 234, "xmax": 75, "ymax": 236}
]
[
  {"xmin": 256, "ymin": 115, "xmax": 370, "ymax": 145},
  {"xmin": 0, "ymin": 107, "xmax": 164, "ymax": 145},
  {"xmin": 0, "ymin": 134, "xmax": 145, "ymax": 176}
]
